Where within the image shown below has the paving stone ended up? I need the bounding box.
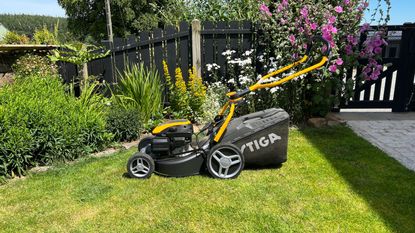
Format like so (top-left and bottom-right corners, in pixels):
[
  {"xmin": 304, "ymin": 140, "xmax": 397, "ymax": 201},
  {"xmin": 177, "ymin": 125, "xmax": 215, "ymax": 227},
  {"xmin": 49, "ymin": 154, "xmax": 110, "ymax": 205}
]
[{"xmin": 346, "ymin": 120, "xmax": 415, "ymax": 172}]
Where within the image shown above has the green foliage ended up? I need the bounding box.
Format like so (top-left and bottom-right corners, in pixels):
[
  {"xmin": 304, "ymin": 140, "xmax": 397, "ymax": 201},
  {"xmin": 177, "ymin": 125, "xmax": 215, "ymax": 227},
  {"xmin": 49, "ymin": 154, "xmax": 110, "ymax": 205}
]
[
  {"xmin": 180, "ymin": 0, "xmax": 260, "ymax": 22},
  {"xmin": 188, "ymin": 67, "xmax": 207, "ymax": 118},
  {"xmin": 1, "ymin": 31, "xmax": 29, "ymax": 44},
  {"xmin": 49, "ymin": 43, "xmax": 110, "ymax": 66},
  {"xmin": 57, "ymin": 0, "xmax": 171, "ymax": 41},
  {"xmin": 48, "ymin": 43, "xmax": 110, "ymax": 90},
  {"xmin": 0, "ymin": 14, "xmax": 68, "ymax": 37},
  {"xmin": 33, "ymin": 25, "xmax": 58, "ymax": 45},
  {"xmin": 106, "ymin": 104, "xmax": 141, "ymax": 142},
  {"xmin": 112, "ymin": 64, "xmax": 163, "ymax": 126},
  {"xmin": 196, "ymin": 82, "xmax": 227, "ymax": 124},
  {"xmin": 163, "ymin": 61, "xmax": 207, "ymax": 121},
  {"xmin": 12, "ymin": 54, "xmax": 58, "ymax": 78},
  {"xmin": 0, "ymin": 76, "xmax": 112, "ymax": 178}
]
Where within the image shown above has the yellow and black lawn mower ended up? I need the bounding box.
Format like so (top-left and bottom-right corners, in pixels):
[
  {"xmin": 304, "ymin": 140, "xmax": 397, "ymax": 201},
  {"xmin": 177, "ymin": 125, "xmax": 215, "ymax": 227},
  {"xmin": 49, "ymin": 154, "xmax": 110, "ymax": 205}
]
[{"xmin": 127, "ymin": 36, "xmax": 331, "ymax": 179}]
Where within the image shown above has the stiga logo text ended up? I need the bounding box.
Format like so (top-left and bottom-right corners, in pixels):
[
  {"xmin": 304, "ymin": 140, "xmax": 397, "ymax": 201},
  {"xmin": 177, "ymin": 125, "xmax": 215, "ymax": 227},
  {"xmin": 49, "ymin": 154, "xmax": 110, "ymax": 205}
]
[{"xmin": 241, "ymin": 133, "xmax": 281, "ymax": 153}]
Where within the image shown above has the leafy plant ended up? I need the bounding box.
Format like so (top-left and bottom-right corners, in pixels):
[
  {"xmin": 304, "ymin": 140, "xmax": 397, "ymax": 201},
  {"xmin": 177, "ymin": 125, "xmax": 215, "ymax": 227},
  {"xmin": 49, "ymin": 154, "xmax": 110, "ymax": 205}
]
[
  {"xmin": 163, "ymin": 61, "xmax": 207, "ymax": 121},
  {"xmin": 12, "ymin": 54, "xmax": 58, "ymax": 78},
  {"xmin": 106, "ymin": 104, "xmax": 142, "ymax": 142},
  {"xmin": 112, "ymin": 63, "xmax": 163, "ymax": 126},
  {"xmin": 57, "ymin": 0, "xmax": 171, "ymax": 40},
  {"xmin": 48, "ymin": 43, "xmax": 110, "ymax": 89},
  {"xmin": 156, "ymin": 0, "xmax": 261, "ymax": 24},
  {"xmin": 188, "ymin": 67, "xmax": 207, "ymax": 118},
  {"xmin": 1, "ymin": 31, "xmax": 29, "ymax": 44},
  {"xmin": 196, "ymin": 82, "xmax": 227, "ymax": 124},
  {"xmin": 0, "ymin": 75, "xmax": 112, "ymax": 178},
  {"xmin": 33, "ymin": 25, "xmax": 58, "ymax": 44}
]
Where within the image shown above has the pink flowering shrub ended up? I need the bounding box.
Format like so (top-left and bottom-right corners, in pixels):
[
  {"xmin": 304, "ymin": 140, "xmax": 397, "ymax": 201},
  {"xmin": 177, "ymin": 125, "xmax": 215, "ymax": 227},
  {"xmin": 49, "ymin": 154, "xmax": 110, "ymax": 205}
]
[{"xmin": 257, "ymin": 0, "xmax": 390, "ymax": 121}]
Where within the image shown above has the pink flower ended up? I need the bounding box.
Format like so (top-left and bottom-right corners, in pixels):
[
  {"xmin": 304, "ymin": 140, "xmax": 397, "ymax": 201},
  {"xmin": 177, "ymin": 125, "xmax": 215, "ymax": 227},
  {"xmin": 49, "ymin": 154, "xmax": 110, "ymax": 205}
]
[
  {"xmin": 335, "ymin": 58, "xmax": 344, "ymax": 66},
  {"xmin": 334, "ymin": 6, "xmax": 343, "ymax": 13},
  {"xmin": 282, "ymin": 0, "xmax": 288, "ymax": 7},
  {"xmin": 344, "ymin": 0, "xmax": 351, "ymax": 5},
  {"xmin": 259, "ymin": 3, "xmax": 272, "ymax": 16},
  {"xmin": 300, "ymin": 7, "xmax": 308, "ymax": 18},
  {"xmin": 345, "ymin": 45, "xmax": 353, "ymax": 55},
  {"xmin": 374, "ymin": 47, "xmax": 382, "ymax": 54},
  {"xmin": 289, "ymin": 34, "xmax": 296, "ymax": 46},
  {"xmin": 347, "ymin": 35, "xmax": 358, "ymax": 45},
  {"xmin": 328, "ymin": 16, "xmax": 336, "ymax": 24},
  {"xmin": 310, "ymin": 23, "xmax": 318, "ymax": 30},
  {"xmin": 329, "ymin": 64, "xmax": 337, "ymax": 73},
  {"xmin": 360, "ymin": 23, "xmax": 370, "ymax": 33}
]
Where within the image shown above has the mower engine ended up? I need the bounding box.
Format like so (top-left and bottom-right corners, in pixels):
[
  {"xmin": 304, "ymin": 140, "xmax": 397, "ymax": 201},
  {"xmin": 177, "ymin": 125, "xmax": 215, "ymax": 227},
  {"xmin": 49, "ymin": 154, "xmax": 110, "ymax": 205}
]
[{"xmin": 150, "ymin": 120, "xmax": 193, "ymax": 157}]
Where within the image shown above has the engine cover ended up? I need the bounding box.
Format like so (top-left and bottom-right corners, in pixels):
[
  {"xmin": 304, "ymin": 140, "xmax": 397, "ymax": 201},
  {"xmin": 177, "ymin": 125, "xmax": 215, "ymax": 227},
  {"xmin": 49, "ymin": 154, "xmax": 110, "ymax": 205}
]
[{"xmin": 151, "ymin": 120, "xmax": 193, "ymax": 155}]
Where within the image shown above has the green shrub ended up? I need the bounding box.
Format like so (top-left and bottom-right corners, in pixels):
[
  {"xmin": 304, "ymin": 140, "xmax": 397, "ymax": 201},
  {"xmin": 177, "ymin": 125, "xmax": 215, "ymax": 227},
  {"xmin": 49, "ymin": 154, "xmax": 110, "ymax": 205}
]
[
  {"xmin": 0, "ymin": 76, "xmax": 112, "ymax": 178},
  {"xmin": 12, "ymin": 54, "xmax": 58, "ymax": 78},
  {"xmin": 33, "ymin": 25, "xmax": 58, "ymax": 44},
  {"xmin": 1, "ymin": 31, "xmax": 29, "ymax": 44},
  {"xmin": 106, "ymin": 104, "xmax": 141, "ymax": 142},
  {"xmin": 112, "ymin": 64, "xmax": 163, "ymax": 125}
]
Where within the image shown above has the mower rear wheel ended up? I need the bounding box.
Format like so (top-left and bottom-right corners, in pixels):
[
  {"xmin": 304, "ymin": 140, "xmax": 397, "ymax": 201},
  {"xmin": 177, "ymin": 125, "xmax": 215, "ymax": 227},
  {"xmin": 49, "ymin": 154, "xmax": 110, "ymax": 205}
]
[
  {"xmin": 207, "ymin": 143, "xmax": 244, "ymax": 179},
  {"xmin": 127, "ymin": 152, "xmax": 155, "ymax": 179}
]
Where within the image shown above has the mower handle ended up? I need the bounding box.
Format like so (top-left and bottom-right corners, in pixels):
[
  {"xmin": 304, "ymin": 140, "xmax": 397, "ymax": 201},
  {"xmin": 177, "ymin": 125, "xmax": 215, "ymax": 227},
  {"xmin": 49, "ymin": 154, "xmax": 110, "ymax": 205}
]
[
  {"xmin": 305, "ymin": 36, "xmax": 331, "ymax": 57},
  {"xmin": 214, "ymin": 36, "xmax": 331, "ymax": 143},
  {"xmin": 229, "ymin": 36, "xmax": 331, "ymax": 100}
]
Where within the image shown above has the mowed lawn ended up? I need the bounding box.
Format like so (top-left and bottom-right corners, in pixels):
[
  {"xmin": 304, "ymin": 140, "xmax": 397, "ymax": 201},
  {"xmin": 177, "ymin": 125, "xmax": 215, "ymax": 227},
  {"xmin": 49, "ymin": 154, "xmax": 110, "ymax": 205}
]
[{"xmin": 1, "ymin": 126, "xmax": 415, "ymax": 233}]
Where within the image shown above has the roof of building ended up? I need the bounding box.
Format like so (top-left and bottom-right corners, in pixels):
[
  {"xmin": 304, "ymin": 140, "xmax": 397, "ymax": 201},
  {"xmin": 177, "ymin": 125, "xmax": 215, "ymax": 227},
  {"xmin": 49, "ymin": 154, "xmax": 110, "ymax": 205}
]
[
  {"xmin": 0, "ymin": 23, "xmax": 9, "ymax": 41},
  {"xmin": 0, "ymin": 44, "xmax": 59, "ymax": 54}
]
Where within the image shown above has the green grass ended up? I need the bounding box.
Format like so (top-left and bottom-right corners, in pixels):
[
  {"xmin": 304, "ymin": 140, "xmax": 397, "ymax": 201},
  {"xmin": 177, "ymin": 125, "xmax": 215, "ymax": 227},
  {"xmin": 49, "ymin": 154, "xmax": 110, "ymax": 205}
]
[{"xmin": 1, "ymin": 126, "xmax": 415, "ymax": 232}]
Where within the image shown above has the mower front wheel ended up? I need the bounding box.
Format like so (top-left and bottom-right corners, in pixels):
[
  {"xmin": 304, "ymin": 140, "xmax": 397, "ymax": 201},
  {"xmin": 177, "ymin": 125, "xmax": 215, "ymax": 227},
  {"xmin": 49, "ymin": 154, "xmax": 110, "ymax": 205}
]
[
  {"xmin": 207, "ymin": 143, "xmax": 244, "ymax": 179},
  {"xmin": 127, "ymin": 152, "xmax": 155, "ymax": 179}
]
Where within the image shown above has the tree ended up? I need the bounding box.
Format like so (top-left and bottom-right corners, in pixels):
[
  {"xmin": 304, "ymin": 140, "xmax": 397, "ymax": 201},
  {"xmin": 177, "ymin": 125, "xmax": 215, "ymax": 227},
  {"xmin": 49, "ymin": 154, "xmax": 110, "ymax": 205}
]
[
  {"xmin": 58, "ymin": 0, "xmax": 169, "ymax": 41},
  {"xmin": 0, "ymin": 14, "xmax": 69, "ymax": 40}
]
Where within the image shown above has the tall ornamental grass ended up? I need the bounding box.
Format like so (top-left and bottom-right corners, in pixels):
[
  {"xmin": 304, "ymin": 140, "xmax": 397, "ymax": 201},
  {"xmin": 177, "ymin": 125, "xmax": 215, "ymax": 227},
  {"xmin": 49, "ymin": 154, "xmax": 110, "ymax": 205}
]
[{"xmin": 113, "ymin": 64, "xmax": 163, "ymax": 125}]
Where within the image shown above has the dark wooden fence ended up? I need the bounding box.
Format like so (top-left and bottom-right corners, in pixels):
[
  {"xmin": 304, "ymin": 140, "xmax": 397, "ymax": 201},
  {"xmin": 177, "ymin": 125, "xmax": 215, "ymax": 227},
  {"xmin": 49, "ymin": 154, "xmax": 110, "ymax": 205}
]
[
  {"xmin": 58, "ymin": 21, "xmax": 415, "ymax": 112},
  {"xmin": 200, "ymin": 21, "xmax": 255, "ymax": 81},
  {"xmin": 59, "ymin": 21, "xmax": 192, "ymax": 84}
]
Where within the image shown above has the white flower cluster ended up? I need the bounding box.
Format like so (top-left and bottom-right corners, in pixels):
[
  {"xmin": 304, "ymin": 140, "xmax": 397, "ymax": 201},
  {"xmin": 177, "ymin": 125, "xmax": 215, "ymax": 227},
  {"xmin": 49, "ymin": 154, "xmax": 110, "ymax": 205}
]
[
  {"xmin": 206, "ymin": 63, "xmax": 220, "ymax": 72},
  {"xmin": 222, "ymin": 50, "xmax": 236, "ymax": 60},
  {"xmin": 228, "ymin": 57, "xmax": 252, "ymax": 67},
  {"xmin": 222, "ymin": 50, "xmax": 236, "ymax": 56}
]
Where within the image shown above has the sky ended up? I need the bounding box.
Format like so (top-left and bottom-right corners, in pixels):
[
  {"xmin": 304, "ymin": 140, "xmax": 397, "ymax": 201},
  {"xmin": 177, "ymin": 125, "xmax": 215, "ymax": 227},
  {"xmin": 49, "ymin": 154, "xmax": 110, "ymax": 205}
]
[{"xmin": 0, "ymin": 0, "xmax": 414, "ymax": 25}]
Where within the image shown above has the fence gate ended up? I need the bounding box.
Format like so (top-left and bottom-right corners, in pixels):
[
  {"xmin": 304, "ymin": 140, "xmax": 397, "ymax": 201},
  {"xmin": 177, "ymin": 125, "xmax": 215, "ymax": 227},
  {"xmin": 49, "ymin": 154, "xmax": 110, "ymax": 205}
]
[{"xmin": 339, "ymin": 23, "xmax": 415, "ymax": 112}]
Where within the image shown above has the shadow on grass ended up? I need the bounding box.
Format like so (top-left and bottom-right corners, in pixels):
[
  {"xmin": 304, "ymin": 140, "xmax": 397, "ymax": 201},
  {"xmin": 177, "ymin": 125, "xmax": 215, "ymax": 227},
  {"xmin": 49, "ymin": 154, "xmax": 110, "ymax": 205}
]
[{"xmin": 301, "ymin": 126, "xmax": 415, "ymax": 233}]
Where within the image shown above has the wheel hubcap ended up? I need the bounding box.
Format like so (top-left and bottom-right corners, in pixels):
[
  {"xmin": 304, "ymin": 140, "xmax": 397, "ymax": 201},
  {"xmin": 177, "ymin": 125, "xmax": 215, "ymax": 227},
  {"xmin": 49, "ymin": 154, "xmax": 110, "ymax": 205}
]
[
  {"xmin": 130, "ymin": 157, "xmax": 150, "ymax": 177},
  {"xmin": 209, "ymin": 147, "xmax": 242, "ymax": 178}
]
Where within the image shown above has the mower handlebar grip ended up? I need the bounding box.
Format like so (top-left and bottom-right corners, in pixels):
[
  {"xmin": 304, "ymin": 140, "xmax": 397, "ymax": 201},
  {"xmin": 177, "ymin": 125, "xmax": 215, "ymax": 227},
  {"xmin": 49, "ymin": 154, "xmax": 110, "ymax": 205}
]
[
  {"xmin": 229, "ymin": 88, "xmax": 251, "ymax": 100},
  {"xmin": 305, "ymin": 36, "xmax": 331, "ymax": 57}
]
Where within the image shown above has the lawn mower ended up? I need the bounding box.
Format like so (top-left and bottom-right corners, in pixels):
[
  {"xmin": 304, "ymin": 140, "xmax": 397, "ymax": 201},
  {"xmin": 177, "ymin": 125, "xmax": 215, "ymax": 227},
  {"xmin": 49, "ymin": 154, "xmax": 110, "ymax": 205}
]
[{"xmin": 127, "ymin": 36, "xmax": 331, "ymax": 179}]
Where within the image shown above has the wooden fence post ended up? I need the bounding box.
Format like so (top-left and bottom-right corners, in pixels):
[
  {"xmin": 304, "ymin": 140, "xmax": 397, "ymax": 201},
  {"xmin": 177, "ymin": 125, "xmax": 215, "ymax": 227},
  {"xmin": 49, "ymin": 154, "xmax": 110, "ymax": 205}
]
[
  {"xmin": 393, "ymin": 23, "xmax": 415, "ymax": 112},
  {"xmin": 192, "ymin": 19, "xmax": 202, "ymax": 77}
]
